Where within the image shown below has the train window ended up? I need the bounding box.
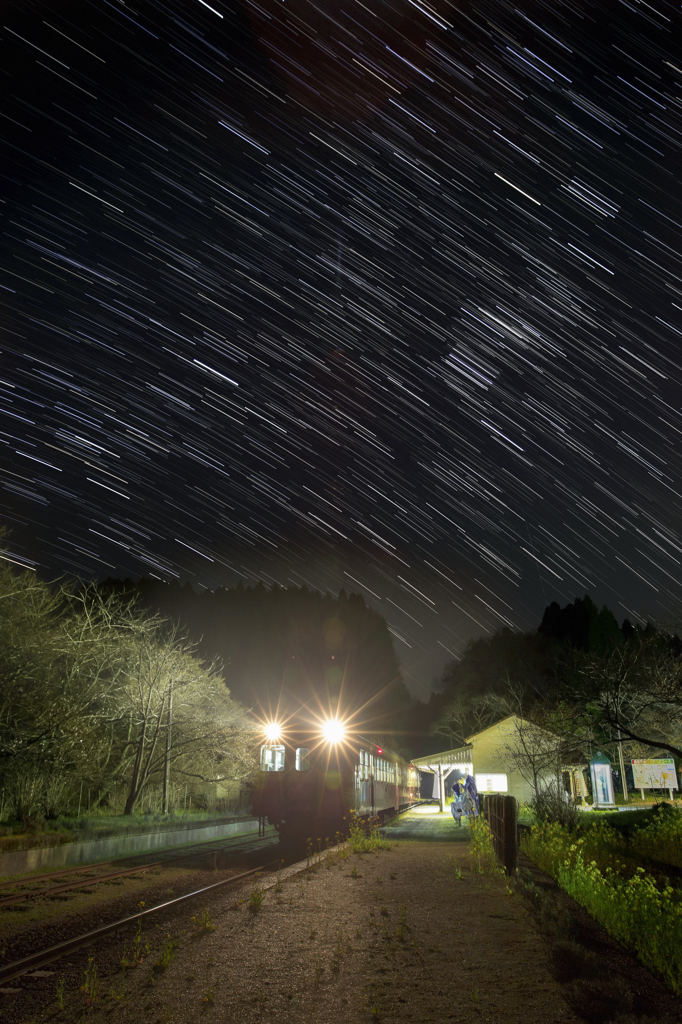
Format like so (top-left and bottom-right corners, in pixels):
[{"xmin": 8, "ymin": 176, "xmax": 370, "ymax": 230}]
[
  {"xmin": 260, "ymin": 745, "xmax": 285, "ymax": 771},
  {"xmin": 295, "ymin": 747, "xmax": 310, "ymax": 771}
]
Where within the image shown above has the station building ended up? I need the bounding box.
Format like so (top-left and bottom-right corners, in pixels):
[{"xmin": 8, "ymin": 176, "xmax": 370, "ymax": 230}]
[{"xmin": 413, "ymin": 714, "xmax": 561, "ymax": 809}]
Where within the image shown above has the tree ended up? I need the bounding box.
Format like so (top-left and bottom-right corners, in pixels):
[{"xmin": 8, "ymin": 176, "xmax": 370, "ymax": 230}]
[
  {"xmin": 0, "ymin": 551, "xmax": 255, "ymax": 819},
  {"xmin": 0, "ymin": 568, "xmax": 133, "ymax": 815},
  {"xmin": 430, "ymin": 692, "xmax": 497, "ymax": 750},
  {"xmin": 108, "ymin": 621, "xmax": 254, "ymax": 815},
  {"xmin": 568, "ymin": 628, "xmax": 682, "ymax": 761}
]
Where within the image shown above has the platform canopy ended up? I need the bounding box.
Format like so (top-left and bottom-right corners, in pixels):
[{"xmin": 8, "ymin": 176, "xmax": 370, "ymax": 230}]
[
  {"xmin": 411, "ymin": 745, "xmax": 473, "ymax": 775},
  {"xmin": 411, "ymin": 746, "xmax": 474, "ymax": 812}
]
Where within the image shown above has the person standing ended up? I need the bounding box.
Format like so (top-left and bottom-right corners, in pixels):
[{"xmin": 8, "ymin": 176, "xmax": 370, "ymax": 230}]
[{"xmin": 451, "ymin": 779, "xmax": 464, "ymax": 826}]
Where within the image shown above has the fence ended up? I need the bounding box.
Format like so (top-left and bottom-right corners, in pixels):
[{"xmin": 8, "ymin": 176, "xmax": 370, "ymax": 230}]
[{"xmin": 482, "ymin": 794, "xmax": 518, "ymax": 874}]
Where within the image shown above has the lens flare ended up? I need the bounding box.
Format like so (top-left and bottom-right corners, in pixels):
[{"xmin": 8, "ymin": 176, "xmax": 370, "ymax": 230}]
[
  {"xmin": 321, "ymin": 718, "xmax": 346, "ymax": 744},
  {"xmin": 264, "ymin": 721, "xmax": 281, "ymax": 742}
]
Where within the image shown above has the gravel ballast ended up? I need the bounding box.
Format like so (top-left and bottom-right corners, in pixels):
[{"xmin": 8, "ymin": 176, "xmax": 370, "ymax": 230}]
[{"xmin": 36, "ymin": 833, "xmax": 579, "ymax": 1023}]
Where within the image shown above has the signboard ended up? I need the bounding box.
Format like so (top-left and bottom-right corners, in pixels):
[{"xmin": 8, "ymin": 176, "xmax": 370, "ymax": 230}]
[{"xmin": 631, "ymin": 759, "xmax": 678, "ymax": 790}]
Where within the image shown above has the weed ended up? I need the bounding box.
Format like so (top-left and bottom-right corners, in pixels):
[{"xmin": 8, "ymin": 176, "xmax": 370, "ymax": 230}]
[
  {"xmin": 350, "ymin": 865, "xmax": 362, "ymax": 878},
  {"xmin": 380, "ymin": 906, "xmax": 389, "ymax": 917},
  {"xmin": 55, "ymin": 975, "xmax": 65, "ymax": 1009},
  {"xmin": 191, "ymin": 906, "xmax": 216, "ymax": 933},
  {"xmin": 468, "ymin": 818, "xmax": 502, "ymax": 876},
  {"xmin": 153, "ymin": 934, "xmax": 180, "ymax": 973},
  {"xmin": 80, "ymin": 957, "xmax": 99, "ymax": 1008},
  {"xmin": 389, "ymin": 873, "xmax": 397, "ymax": 880},
  {"xmin": 250, "ymin": 882, "xmax": 265, "ymax": 913},
  {"xmin": 201, "ymin": 988, "xmax": 215, "ymax": 1004},
  {"xmin": 120, "ymin": 919, "xmax": 148, "ymax": 968},
  {"xmin": 275, "ymin": 860, "xmax": 284, "ymax": 893},
  {"xmin": 469, "ymin": 983, "xmax": 479, "ymax": 1003},
  {"xmin": 347, "ymin": 811, "xmax": 391, "ymax": 854},
  {"xmin": 394, "ymin": 904, "xmax": 408, "ymax": 942}
]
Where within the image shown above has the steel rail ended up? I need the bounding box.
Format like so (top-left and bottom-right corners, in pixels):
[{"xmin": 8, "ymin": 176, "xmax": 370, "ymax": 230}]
[
  {"xmin": 0, "ymin": 863, "xmax": 162, "ymax": 908},
  {"xmin": 0, "ymin": 864, "xmax": 116, "ymax": 891},
  {"xmin": 0, "ymin": 859, "xmax": 281, "ymax": 986}
]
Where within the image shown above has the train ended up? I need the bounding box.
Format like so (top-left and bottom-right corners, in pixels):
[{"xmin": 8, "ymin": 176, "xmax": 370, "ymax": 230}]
[{"xmin": 252, "ymin": 716, "xmax": 420, "ymax": 850}]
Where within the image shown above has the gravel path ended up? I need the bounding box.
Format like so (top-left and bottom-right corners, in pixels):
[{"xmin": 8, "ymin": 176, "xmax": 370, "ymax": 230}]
[{"xmin": 39, "ymin": 812, "xmax": 578, "ymax": 1024}]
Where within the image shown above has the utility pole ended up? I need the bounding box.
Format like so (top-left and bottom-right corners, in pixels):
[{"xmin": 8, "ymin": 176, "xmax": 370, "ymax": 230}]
[
  {"xmin": 618, "ymin": 729, "xmax": 629, "ymax": 803},
  {"xmin": 162, "ymin": 684, "xmax": 173, "ymax": 815}
]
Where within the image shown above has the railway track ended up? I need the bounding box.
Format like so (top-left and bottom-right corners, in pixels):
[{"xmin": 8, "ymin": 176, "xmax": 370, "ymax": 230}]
[
  {"xmin": 0, "ymin": 839, "xmax": 345, "ymax": 989},
  {"xmin": 0, "ymin": 860, "xmax": 280, "ymax": 986},
  {"xmin": 0, "ymin": 824, "xmax": 277, "ymax": 907}
]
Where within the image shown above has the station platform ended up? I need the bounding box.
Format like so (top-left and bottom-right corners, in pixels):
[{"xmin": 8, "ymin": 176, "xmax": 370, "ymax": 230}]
[
  {"xmin": 78, "ymin": 811, "xmax": 577, "ymax": 1024},
  {"xmin": 383, "ymin": 803, "xmax": 471, "ymax": 841}
]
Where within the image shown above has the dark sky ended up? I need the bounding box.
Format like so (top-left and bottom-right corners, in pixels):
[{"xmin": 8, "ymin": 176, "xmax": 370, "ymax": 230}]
[{"xmin": 2, "ymin": 0, "xmax": 682, "ymax": 699}]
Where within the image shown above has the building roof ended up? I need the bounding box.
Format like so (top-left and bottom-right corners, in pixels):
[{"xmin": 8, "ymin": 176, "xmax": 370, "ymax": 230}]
[
  {"xmin": 465, "ymin": 713, "xmax": 557, "ymax": 744},
  {"xmin": 410, "ymin": 744, "xmax": 473, "ymax": 773}
]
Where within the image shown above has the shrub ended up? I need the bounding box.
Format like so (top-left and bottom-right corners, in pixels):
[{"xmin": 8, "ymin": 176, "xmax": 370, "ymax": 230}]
[{"xmin": 529, "ymin": 785, "xmax": 579, "ymax": 830}]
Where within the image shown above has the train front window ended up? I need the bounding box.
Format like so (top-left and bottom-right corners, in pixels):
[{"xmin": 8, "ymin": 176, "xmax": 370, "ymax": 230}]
[
  {"xmin": 295, "ymin": 747, "xmax": 310, "ymax": 771},
  {"xmin": 260, "ymin": 745, "xmax": 285, "ymax": 771}
]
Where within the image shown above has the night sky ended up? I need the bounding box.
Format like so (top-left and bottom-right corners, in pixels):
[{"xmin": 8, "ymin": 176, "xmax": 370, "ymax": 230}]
[{"xmin": 2, "ymin": 0, "xmax": 682, "ymax": 698}]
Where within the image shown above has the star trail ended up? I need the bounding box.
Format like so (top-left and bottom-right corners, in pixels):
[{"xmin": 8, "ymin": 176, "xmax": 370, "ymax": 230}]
[{"xmin": 2, "ymin": 0, "xmax": 682, "ymax": 696}]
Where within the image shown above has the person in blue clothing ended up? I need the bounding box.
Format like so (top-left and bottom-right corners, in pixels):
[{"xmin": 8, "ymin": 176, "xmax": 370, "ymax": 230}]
[
  {"xmin": 451, "ymin": 779, "xmax": 464, "ymax": 826},
  {"xmin": 463, "ymin": 774, "xmax": 479, "ymax": 819}
]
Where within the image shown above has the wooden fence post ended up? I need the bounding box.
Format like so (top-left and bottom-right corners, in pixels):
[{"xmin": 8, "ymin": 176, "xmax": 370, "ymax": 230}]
[{"xmin": 482, "ymin": 794, "xmax": 517, "ymax": 874}]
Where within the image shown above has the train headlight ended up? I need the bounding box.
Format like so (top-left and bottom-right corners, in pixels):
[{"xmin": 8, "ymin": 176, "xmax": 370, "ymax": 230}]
[
  {"xmin": 321, "ymin": 718, "xmax": 346, "ymax": 744},
  {"xmin": 264, "ymin": 721, "xmax": 282, "ymax": 742}
]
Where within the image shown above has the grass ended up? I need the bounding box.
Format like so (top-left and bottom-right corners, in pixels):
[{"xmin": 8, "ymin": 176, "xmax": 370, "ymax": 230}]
[
  {"xmin": 0, "ymin": 808, "xmax": 250, "ymax": 852},
  {"xmin": 468, "ymin": 817, "xmax": 503, "ymax": 876}
]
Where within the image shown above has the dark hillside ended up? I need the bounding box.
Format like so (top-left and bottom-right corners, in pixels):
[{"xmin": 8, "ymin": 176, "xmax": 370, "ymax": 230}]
[{"xmin": 99, "ymin": 578, "xmax": 413, "ymax": 744}]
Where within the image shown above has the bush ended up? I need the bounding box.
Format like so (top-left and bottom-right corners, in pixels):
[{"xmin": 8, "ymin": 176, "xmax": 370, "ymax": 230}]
[{"xmin": 530, "ymin": 785, "xmax": 579, "ymax": 830}]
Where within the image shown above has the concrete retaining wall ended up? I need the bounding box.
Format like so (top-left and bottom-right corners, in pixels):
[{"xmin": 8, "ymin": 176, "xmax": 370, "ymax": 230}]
[{"xmin": 0, "ymin": 817, "xmax": 262, "ymax": 877}]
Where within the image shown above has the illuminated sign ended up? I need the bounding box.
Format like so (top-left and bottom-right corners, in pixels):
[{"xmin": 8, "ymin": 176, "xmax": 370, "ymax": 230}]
[{"xmin": 631, "ymin": 759, "xmax": 678, "ymax": 790}]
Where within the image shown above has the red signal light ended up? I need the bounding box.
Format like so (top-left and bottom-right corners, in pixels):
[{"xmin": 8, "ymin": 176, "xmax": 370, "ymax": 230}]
[{"xmin": 376, "ymin": 747, "xmax": 383, "ymax": 755}]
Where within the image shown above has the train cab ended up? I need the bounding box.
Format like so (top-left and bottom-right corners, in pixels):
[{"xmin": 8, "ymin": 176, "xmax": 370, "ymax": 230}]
[{"xmin": 252, "ymin": 716, "xmax": 420, "ymax": 850}]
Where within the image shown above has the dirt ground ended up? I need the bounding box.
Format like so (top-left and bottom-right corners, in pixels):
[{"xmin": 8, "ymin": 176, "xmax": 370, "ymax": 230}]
[{"xmin": 37, "ymin": 813, "xmax": 578, "ymax": 1024}]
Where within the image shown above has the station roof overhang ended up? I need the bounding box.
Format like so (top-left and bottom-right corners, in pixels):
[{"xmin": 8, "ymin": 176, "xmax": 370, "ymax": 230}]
[{"xmin": 410, "ymin": 745, "xmax": 473, "ymax": 774}]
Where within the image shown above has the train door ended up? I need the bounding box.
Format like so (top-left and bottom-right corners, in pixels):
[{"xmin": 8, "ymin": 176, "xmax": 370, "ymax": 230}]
[{"xmin": 369, "ymin": 752, "xmax": 375, "ymax": 817}]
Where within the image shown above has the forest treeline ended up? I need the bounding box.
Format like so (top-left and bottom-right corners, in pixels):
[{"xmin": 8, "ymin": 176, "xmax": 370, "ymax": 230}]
[
  {"xmin": 4, "ymin": 537, "xmax": 680, "ymax": 825},
  {"xmin": 0, "ymin": 559, "xmax": 255, "ymax": 822},
  {"xmin": 0, "ymin": 560, "xmax": 416, "ymax": 823},
  {"xmin": 426, "ymin": 594, "xmax": 682, "ymax": 777},
  {"xmin": 99, "ymin": 576, "xmax": 414, "ymax": 743}
]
